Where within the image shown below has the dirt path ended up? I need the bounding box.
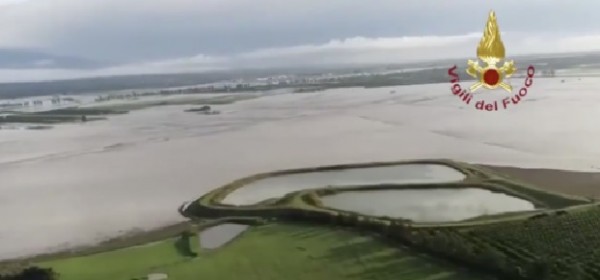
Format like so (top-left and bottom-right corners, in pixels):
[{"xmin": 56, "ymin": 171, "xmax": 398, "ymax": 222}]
[{"xmin": 482, "ymin": 165, "xmax": 600, "ymax": 198}]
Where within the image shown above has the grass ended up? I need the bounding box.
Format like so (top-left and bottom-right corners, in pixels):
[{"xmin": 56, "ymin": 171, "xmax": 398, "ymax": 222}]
[
  {"xmin": 177, "ymin": 160, "xmax": 597, "ymax": 279},
  {"xmin": 40, "ymin": 224, "xmax": 493, "ymax": 280},
  {"xmin": 458, "ymin": 205, "xmax": 600, "ymax": 279},
  {"xmin": 40, "ymin": 236, "xmax": 192, "ymax": 280},
  {"xmin": 32, "ymin": 160, "xmax": 594, "ymax": 280}
]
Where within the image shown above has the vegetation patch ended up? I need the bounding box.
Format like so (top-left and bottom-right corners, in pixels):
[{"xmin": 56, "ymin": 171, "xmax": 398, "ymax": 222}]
[
  {"xmin": 185, "ymin": 159, "xmax": 587, "ymax": 225},
  {"xmin": 0, "ymin": 114, "xmax": 101, "ymax": 124},
  {"xmin": 0, "ymin": 266, "xmax": 57, "ymax": 280},
  {"xmin": 182, "ymin": 159, "xmax": 595, "ymax": 280},
  {"xmin": 174, "ymin": 231, "xmax": 197, "ymax": 258},
  {"xmin": 90, "ymin": 94, "xmax": 259, "ymax": 112},
  {"xmin": 0, "ymin": 108, "xmax": 128, "ymax": 124},
  {"xmin": 0, "ymin": 94, "xmax": 259, "ymax": 124},
  {"xmin": 40, "ymin": 224, "xmax": 494, "ymax": 280},
  {"xmin": 0, "ymin": 222, "xmax": 195, "ymax": 269},
  {"xmin": 17, "ymin": 159, "xmax": 598, "ymax": 280}
]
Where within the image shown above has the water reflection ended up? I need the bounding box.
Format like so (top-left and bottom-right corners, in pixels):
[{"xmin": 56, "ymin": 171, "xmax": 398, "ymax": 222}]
[
  {"xmin": 223, "ymin": 164, "xmax": 465, "ymax": 205},
  {"xmin": 320, "ymin": 188, "xmax": 534, "ymax": 222},
  {"xmin": 199, "ymin": 224, "xmax": 249, "ymax": 249}
]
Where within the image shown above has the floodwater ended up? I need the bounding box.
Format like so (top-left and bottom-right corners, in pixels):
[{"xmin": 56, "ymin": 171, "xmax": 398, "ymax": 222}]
[
  {"xmin": 222, "ymin": 164, "xmax": 465, "ymax": 205},
  {"xmin": 198, "ymin": 224, "xmax": 249, "ymax": 249},
  {"xmin": 1, "ymin": 78, "xmax": 600, "ymax": 259},
  {"xmin": 320, "ymin": 188, "xmax": 535, "ymax": 222}
]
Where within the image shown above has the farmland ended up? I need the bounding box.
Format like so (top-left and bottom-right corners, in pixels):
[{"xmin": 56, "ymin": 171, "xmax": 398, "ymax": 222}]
[
  {"xmin": 37, "ymin": 223, "xmax": 497, "ymax": 280},
  {"xmin": 4, "ymin": 159, "xmax": 600, "ymax": 279},
  {"xmin": 180, "ymin": 159, "xmax": 598, "ymax": 280},
  {"xmin": 443, "ymin": 206, "xmax": 600, "ymax": 279}
]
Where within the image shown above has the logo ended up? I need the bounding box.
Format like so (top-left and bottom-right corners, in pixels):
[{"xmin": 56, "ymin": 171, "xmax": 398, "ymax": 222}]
[{"xmin": 448, "ymin": 10, "xmax": 535, "ymax": 111}]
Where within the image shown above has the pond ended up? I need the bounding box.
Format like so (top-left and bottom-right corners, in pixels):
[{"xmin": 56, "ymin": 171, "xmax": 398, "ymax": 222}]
[
  {"xmin": 199, "ymin": 224, "xmax": 249, "ymax": 249},
  {"xmin": 222, "ymin": 164, "xmax": 465, "ymax": 205},
  {"xmin": 320, "ymin": 188, "xmax": 535, "ymax": 222}
]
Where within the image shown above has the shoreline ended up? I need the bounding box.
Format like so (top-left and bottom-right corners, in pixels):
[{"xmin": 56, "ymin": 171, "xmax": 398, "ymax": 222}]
[
  {"xmin": 481, "ymin": 164, "xmax": 600, "ymax": 198},
  {"xmin": 2, "ymin": 162, "xmax": 600, "ymax": 265},
  {"xmin": 0, "ymin": 221, "xmax": 193, "ymax": 265}
]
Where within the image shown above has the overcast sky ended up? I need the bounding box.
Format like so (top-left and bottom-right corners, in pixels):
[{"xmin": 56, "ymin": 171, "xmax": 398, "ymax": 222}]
[{"xmin": 1, "ymin": 0, "xmax": 600, "ymax": 80}]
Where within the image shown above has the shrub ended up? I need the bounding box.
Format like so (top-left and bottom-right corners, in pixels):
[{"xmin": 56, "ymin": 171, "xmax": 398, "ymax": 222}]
[
  {"xmin": 174, "ymin": 230, "xmax": 197, "ymax": 257},
  {"xmin": 0, "ymin": 266, "xmax": 57, "ymax": 280}
]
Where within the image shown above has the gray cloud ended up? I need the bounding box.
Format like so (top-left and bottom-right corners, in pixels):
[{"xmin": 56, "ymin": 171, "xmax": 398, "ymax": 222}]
[
  {"xmin": 0, "ymin": 0, "xmax": 599, "ymax": 63},
  {"xmin": 0, "ymin": 0, "xmax": 598, "ymax": 82},
  {"xmin": 4, "ymin": 31, "xmax": 600, "ymax": 83}
]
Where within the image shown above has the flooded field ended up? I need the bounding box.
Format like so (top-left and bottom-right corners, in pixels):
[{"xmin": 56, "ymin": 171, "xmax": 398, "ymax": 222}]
[
  {"xmin": 320, "ymin": 188, "xmax": 535, "ymax": 222},
  {"xmin": 199, "ymin": 224, "xmax": 249, "ymax": 249},
  {"xmin": 222, "ymin": 164, "xmax": 465, "ymax": 205},
  {"xmin": 1, "ymin": 78, "xmax": 600, "ymax": 259}
]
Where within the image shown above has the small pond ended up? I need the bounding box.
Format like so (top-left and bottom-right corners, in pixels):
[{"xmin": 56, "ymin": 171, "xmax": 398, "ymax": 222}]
[
  {"xmin": 222, "ymin": 164, "xmax": 465, "ymax": 205},
  {"xmin": 199, "ymin": 224, "xmax": 249, "ymax": 249},
  {"xmin": 320, "ymin": 188, "xmax": 535, "ymax": 222}
]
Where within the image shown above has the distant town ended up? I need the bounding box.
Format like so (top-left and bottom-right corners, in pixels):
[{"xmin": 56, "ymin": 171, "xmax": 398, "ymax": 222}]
[{"xmin": 0, "ymin": 64, "xmax": 563, "ymax": 110}]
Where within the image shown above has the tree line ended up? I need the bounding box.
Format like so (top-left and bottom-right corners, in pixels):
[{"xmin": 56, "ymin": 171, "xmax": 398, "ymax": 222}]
[{"xmin": 0, "ymin": 267, "xmax": 57, "ymax": 280}]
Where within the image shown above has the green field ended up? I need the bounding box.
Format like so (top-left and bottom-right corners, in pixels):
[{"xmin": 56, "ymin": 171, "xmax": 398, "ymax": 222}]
[
  {"xmin": 40, "ymin": 224, "xmax": 492, "ymax": 280},
  {"xmin": 446, "ymin": 206, "xmax": 600, "ymax": 279},
  {"xmin": 178, "ymin": 160, "xmax": 596, "ymax": 280},
  {"xmin": 5, "ymin": 160, "xmax": 598, "ymax": 280}
]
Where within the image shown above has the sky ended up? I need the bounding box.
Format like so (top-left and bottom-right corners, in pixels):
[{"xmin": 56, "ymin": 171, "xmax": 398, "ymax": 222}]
[{"xmin": 1, "ymin": 0, "xmax": 600, "ymax": 81}]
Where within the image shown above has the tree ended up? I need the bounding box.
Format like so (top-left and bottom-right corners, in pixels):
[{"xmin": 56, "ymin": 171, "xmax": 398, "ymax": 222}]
[
  {"xmin": 0, "ymin": 267, "xmax": 58, "ymax": 280},
  {"xmin": 480, "ymin": 245, "xmax": 507, "ymax": 272},
  {"xmin": 530, "ymin": 258, "xmax": 552, "ymax": 280},
  {"xmin": 19, "ymin": 267, "xmax": 57, "ymax": 280},
  {"xmin": 567, "ymin": 264, "xmax": 585, "ymax": 280}
]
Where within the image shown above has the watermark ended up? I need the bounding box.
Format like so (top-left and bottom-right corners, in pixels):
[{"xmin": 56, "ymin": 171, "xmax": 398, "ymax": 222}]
[{"xmin": 448, "ymin": 10, "xmax": 535, "ymax": 111}]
